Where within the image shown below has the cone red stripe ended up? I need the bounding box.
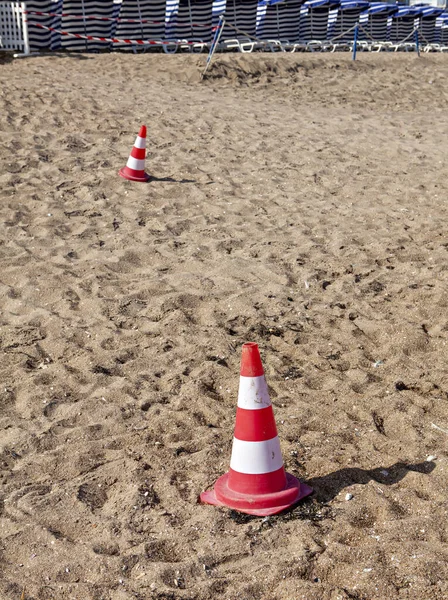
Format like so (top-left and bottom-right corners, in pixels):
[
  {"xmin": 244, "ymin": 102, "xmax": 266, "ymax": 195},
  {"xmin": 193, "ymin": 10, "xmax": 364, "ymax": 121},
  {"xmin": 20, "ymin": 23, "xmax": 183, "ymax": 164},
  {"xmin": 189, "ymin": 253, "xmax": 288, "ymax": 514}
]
[
  {"xmin": 240, "ymin": 343, "xmax": 264, "ymax": 377},
  {"xmin": 234, "ymin": 406, "xmax": 278, "ymax": 442},
  {"xmin": 227, "ymin": 467, "xmax": 287, "ymax": 495},
  {"xmin": 119, "ymin": 166, "xmax": 149, "ymax": 182},
  {"xmin": 131, "ymin": 146, "xmax": 146, "ymax": 160},
  {"xmin": 122, "ymin": 165, "xmax": 145, "ymax": 179},
  {"xmin": 201, "ymin": 472, "xmax": 311, "ymax": 516}
]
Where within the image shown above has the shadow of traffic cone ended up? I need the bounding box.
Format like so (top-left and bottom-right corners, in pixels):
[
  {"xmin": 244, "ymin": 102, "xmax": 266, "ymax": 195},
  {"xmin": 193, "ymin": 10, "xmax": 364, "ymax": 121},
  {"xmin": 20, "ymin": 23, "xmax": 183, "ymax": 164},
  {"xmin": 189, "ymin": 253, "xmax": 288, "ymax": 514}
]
[
  {"xmin": 200, "ymin": 342, "xmax": 312, "ymax": 516},
  {"xmin": 119, "ymin": 125, "xmax": 150, "ymax": 182}
]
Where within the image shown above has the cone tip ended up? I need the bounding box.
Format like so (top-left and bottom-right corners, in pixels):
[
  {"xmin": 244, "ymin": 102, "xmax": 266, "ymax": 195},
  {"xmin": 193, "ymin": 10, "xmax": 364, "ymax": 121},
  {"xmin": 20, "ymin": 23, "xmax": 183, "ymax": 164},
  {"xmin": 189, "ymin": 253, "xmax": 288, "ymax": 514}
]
[
  {"xmin": 240, "ymin": 342, "xmax": 264, "ymax": 377},
  {"xmin": 138, "ymin": 125, "xmax": 147, "ymax": 138}
]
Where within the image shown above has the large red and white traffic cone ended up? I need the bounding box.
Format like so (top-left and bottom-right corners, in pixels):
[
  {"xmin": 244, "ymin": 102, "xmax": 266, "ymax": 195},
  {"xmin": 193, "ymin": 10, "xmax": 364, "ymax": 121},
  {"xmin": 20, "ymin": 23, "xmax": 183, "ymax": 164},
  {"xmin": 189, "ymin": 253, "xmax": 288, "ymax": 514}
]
[
  {"xmin": 119, "ymin": 125, "xmax": 150, "ymax": 182},
  {"xmin": 200, "ymin": 342, "xmax": 312, "ymax": 516}
]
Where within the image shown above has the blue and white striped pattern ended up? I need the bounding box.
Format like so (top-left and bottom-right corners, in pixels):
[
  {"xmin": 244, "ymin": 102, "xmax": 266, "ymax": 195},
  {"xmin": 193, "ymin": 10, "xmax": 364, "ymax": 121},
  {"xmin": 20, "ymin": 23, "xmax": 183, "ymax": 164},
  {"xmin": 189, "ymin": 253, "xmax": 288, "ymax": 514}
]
[
  {"xmin": 256, "ymin": 0, "xmax": 302, "ymax": 41},
  {"xmin": 435, "ymin": 12, "xmax": 448, "ymax": 44},
  {"xmin": 165, "ymin": 0, "xmax": 178, "ymax": 38},
  {"xmin": 26, "ymin": 0, "xmax": 63, "ymax": 50},
  {"xmin": 113, "ymin": 0, "xmax": 165, "ymax": 50},
  {"xmin": 60, "ymin": 0, "xmax": 117, "ymax": 50},
  {"xmin": 329, "ymin": 0, "xmax": 368, "ymax": 42},
  {"xmin": 358, "ymin": 2, "xmax": 396, "ymax": 42},
  {"xmin": 442, "ymin": 14, "xmax": 448, "ymax": 46},
  {"xmin": 21, "ymin": 0, "xmax": 443, "ymax": 51},
  {"xmin": 221, "ymin": 0, "xmax": 258, "ymax": 39},
  {"xmin": 110, "ymin": 0, "xmax": 122, "ymax": 37},
  {"xmin": 389, "ymin": 6, "xmax": 419, "ymax": 44},
  {"xmin": 165, "ymin": 0, "xmax": 213, "ymax": 42},
  {"xmin": 299, "ymin": 0, "xmax": 340, "ymax": 42},
  {"xmin": 418, "ymin": 6, "xmax": 443, "ymax": 45},
  {"xmin": 212, "ymin": 0, "xmax": 226, "ymax": 27},
  {"xmin": 255, "ymin": 1, "xmax": 268, "ymax": 36}
]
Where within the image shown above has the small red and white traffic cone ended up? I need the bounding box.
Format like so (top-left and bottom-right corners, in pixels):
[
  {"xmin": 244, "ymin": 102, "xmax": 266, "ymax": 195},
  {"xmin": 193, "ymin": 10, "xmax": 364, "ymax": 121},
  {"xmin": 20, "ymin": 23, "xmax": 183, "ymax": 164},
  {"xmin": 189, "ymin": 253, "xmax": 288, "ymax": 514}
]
[
  {"xmin": 200, "ymin": 342, "xmax": 312, "ymax": 516},
  {"xmin": 119, "ymin": 125, "xmax": 150, "ymax": 182}
]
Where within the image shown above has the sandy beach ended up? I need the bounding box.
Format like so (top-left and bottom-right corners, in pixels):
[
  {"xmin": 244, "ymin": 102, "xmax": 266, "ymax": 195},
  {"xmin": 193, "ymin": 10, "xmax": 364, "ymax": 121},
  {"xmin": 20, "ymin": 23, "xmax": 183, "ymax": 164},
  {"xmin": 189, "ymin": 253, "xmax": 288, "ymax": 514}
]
[{"xmin": 1, "ymin": 51, "xmax": 448, "ymax": 599}]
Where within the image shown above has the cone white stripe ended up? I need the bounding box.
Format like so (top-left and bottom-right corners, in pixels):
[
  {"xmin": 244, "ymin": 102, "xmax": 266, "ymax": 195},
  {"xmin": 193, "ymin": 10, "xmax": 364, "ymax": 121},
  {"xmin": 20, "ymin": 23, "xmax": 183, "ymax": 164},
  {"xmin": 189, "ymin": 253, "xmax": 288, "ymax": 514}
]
[
  {"xmin": 134, "ymin": 136, "xmax": 146, "ymax": 149},
  {"xmin": 237, "ymin": 375, "xmax": 271, "ymax": 410},
  {"xmin": 230, "ymin": 437, "xmax": 283, "ymax": 474},
  {"xmin": 126, "ymin": 156, "xmax": 146, "ymax": 171}
]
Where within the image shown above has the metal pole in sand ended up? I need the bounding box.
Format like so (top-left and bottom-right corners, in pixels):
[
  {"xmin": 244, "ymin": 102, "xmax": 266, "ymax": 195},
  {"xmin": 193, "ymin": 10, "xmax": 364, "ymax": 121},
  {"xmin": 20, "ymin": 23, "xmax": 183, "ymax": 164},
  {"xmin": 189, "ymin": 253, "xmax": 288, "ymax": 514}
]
[
  {"xmin": 414, "ymin": 28, "xmax": 420, "ymax": 57},
  {"xmin": 201, "ymin": 15, "xmax": 225, "ymax": 80}
]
